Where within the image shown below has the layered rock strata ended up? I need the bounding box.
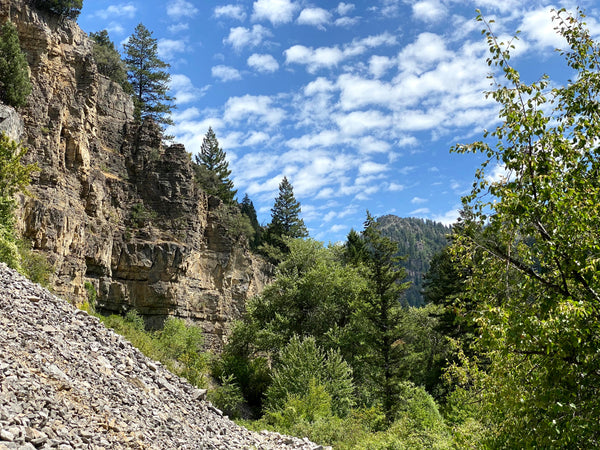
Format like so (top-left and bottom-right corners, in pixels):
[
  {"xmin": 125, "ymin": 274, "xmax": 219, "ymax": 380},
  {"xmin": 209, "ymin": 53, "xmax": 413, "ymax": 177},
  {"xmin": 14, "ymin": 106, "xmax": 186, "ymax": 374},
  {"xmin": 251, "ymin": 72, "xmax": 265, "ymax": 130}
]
[{"xmin": 0, "ymin": 0, "xmax": 269, "ymax": 349}]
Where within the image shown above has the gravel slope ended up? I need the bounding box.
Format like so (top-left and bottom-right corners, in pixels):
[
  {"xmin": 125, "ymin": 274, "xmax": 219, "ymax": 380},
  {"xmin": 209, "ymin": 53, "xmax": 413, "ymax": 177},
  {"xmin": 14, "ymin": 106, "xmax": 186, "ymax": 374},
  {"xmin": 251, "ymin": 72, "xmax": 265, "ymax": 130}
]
[{"xmin": 0, "ymin": 264, "xmax": 323, "ymax": 449}]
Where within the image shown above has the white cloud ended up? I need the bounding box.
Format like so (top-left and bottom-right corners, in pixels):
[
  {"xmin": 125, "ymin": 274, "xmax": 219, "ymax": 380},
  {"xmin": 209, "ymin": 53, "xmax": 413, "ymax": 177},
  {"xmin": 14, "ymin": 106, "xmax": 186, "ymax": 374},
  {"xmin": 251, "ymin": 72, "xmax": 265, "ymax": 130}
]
[
  {"xmin": 335, "ymin": 16, "xmax": 359, "ymax": 27},
  {"xmin": 411, "ymin": 196, "xmax": 428, "ymax": 204},
  {"xmin": 92, "ymin": 3, "xmax": 136, "ymax": 19},
  {"xmin": 284, "ymin": 33, "xmax": 396, "ymax": 73},
  {"xmin": 411, "ymin": 0, "xmax": 448, "ymax": 24},
  {"xmin": 388, "ymin": 182, "xmax": 404, "ymax": 191},
  {"xmin": 212, "ymin": 65, "xmax": 242, "ymax": 82},
  {"xmin": 297, "ymin": 8, "xmax": 332, "ymax": 29},
  {"xmin": 304, "ymin": 77, "xmax": 336, "ymax": 96},
  {"xmin": 432, "ymin": 208, "xmax": 460, "ymax": 225},
  {"xmin": 252, "ymin": 0, "xmax": 299, "ymax": 25},
  {"xmin": 168, "ymin": 23, "xmax": 189, "ymax": 34},
  {"xmin": 224, "ymin": 95, "xmax": 286, "ymax": 127},
  {"xmin": 167, "ymin": 0, "xmax": 198, "ymax": 20},
  {"xmin": 214, "ymin": 5, "xmax": 247, "ymax": 21},
  {"xmin": 170, "ymin": 74, "xmax": 208, "ymax": 104},
  {"xmin": 359, "ymin": 161, "xmax": 388, "ymax": 175},
  {"xmin": 158, "ymin": 39, "xmax": 187, "ymax": 60},
  {"xmin": 247, "ymin": 53, "xmax": 280, "ymax": 73},
  {"xmin": 369, "ymin": 55, "xmax": 394, "ymax": 78},
  {"xmin": 335, "ymin": 110, "xmax": 392, "ymax": 136},
  {"xmin": 337, "ymin": 2, "xmax": 354, "ymax": 15},
  {"xmin": 224, "ymin": 25, "xmax": 271, "ymax": 50},
  {"xmin": 284, "ymin": 45, "xmax": 344, "ymax": 72},
  {"xmin": 519, "ymin": 7, "xmax": 567, "ymax": 50},
  {"xmin": 398, "ymin": 32, "xmax": 452, "ymax": 74}
]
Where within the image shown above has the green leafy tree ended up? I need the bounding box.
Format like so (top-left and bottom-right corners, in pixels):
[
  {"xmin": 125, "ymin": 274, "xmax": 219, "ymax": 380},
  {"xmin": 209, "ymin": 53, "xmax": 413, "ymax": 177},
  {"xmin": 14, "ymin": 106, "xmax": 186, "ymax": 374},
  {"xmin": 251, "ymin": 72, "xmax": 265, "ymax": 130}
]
[
  {"xmin": 0, "ymin": 20, "xmax": 31, "ymax": 107},
  {"xmin": 194, "ymin": 127, "xmax": 236, "ymax": 203},
  {"xmin": 124, "ymin": 23, "xmax": 174, "ymax": 127},
  {"xmin": 32, "ymin": 0, "xmax": 83, "ymax": 18},
  {"xmin": 90, "ymin": 30, "xmax": 130, "ymax": 91},
  {"xmin": 449, "ymin": 8, "xmax": 600, "ymax": 447}
]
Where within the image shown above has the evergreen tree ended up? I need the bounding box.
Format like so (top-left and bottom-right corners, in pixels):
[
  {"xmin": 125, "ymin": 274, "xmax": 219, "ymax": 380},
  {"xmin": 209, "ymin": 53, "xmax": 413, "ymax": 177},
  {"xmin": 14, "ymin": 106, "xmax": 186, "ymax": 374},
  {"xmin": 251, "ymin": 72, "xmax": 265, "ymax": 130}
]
[
  {"xmin": 354, "ymin": 212, "xmax": 409, "ymax": 421},
  {"xmin": 90, "ymin": 30, "xmax": 130, "ymax": 92},
  {"xmin": 262, "ymin": 177, "xmax": 308, "ymax": 260},
  {"xmin": 0, "ymin": 21, "xmax": 31, "ymax": 107},
  {"xmin": 194, "ymin": 127, "xmax": 236, "ymax": 203},
  {"xmin": 240, "ymin": 193, "xmax": 262, "ymax": 247},
  {"xmin": 32, "ymin": 0, "xmax": 83, "ymax": 18},
  {"xmin": 124, "ymin": 23, "xmax": 174, "ymax": 127}
]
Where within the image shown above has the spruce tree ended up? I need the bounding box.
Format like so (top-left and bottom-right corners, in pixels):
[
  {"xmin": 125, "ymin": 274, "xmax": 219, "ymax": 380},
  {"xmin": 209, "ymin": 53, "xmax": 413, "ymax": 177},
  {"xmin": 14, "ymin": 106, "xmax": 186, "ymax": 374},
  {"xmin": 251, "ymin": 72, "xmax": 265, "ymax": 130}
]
[
  {"xmin": 0, "ymin": 21, "xmax": 31, "ymax": 107},
  {"xmin": 194, "ymin": 127, "xmax": 237, "ymax": 203},
  {"xmin": 124, "ymin": 23, "xmax": 174, "ymax": 127},
  {"xmin": 268, "ymin": 176, "xmax": 307, "ymax": 239}
]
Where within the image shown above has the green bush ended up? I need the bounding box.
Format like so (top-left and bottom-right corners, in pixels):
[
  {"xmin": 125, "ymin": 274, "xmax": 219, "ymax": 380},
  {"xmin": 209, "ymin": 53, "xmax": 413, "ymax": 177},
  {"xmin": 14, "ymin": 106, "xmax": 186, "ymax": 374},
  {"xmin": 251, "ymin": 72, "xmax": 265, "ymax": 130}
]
[
  {"xmin": 208, "ymin": 374, "xmax": 244, "ymax": 419},
  {"xmin": 90, "ymin": 30, "xmax": 130, "ymax": 92},
  {"xmin": 266, "ymin": 335, "xmax": 355, "ymax": 417}
]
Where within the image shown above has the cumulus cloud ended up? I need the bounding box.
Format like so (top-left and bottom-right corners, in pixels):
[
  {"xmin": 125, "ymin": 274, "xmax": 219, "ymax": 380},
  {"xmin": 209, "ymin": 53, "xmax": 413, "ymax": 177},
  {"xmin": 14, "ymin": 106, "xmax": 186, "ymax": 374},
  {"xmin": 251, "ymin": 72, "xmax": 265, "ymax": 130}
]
[
  {"xmin": 214, "ymin": 4, "xmax": 247, "ymax": 21},
  {"xmin": 212, "ymin": 65, "xmax": 242, "ymax": 82},
  {"xmin": 411, "ymin": 0, "xmax": 448, "ymax": 23},
  {"xmin": 337, "ymin": 2, "xmax": 354, "ymax": 15},
  {"xmin": 92, "ymin": 3, "xmax": 136, "ymax": 19},
  {"xmin": 167, "ymin": 0, "xmax": 198, "ymax": 20},
  {"xmin": 224, "ymin": 95, "xmax": 286, "ymax": 127},
  {"xmin": 224, "ymin": 25, "xmax": 271, "ymax": 50},
  {"xmin": 519, "ymin": 7, "xmax": 568, "ymax": 50},
  {"xmin": 297, "ymin": 8, "xmax": 332, "ymax": 29},
  {"xmin": 158, "ymin": 39, "xmax": 187, "ymax": 60},
  {"xmin": 170, "ymin": 74, "xmax": 208, "ymax": 104},
  {"xmin": 247, "ymin": 53, "xmax": 279, "ymax": 73},
  {"xmin": 168, "ymin": 23, "xmax": 189, "ymax": 34},
  {"xmin": 252, "ymin": 0, "xmax": 299, "ymax": 25}
]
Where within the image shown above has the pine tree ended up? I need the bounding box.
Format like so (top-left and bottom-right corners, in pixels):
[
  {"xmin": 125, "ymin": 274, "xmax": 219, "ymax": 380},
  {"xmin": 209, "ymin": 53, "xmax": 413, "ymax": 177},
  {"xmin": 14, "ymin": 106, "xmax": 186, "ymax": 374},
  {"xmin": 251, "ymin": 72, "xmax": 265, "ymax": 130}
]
[
  {"xmin": 124, "ymin": 23, "xmax": 174, "ymax": 127},
  {"xmin": 90, "ymin": 30, "xmax": 130, "ymax": 91},
  {"xmin": 194, "ymin": 127, "xmax": 237, "ymax": 203},
  {"xmin": 269, "ymin": 177, "xmax": 307, "ymax": 239},
  {"xmin": 0, "ymin": 21, "xmax": 31, "ymax": 107}
]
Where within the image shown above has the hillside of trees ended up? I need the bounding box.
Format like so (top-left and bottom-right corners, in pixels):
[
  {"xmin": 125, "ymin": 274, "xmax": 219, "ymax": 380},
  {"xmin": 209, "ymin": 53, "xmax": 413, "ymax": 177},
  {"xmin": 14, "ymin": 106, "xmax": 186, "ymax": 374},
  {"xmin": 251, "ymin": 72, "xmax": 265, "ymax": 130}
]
[{"xmin": 377, "ymin": 215, "xmax": 451, "ymax": 307}]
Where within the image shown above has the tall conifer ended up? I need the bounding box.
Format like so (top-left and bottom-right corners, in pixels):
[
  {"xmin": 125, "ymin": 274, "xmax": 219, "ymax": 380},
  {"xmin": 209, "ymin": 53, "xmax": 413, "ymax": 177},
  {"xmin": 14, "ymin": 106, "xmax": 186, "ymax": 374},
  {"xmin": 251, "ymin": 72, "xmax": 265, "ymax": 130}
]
[
  {"xmin": 194, "ymin": 127, "xmax": 236, "ymax": 203},
  {"xmin": 0, "ymin": 21, "xmax": 31, "ymax": 107},
  {"xmin": 124, "ymin": 23, "xmax": 174, "ymax": 127}
]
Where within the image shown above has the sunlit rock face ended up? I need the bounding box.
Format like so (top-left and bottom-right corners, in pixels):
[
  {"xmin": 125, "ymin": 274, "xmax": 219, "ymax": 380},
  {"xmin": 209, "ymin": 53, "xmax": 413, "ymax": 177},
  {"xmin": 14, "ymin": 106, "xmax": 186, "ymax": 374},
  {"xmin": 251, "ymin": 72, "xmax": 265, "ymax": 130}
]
[{"xmin": 1, "ymin": 0, "xmax": 269, "ymax": 350}]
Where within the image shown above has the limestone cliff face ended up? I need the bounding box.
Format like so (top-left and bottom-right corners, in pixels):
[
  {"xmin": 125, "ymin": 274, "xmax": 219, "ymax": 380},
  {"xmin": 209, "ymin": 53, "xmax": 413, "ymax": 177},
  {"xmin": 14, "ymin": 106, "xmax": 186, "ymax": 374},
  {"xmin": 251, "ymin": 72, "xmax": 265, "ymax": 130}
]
[{"xmin": 0, "ymin": 0, "xmax": 269, "ymax": 349}]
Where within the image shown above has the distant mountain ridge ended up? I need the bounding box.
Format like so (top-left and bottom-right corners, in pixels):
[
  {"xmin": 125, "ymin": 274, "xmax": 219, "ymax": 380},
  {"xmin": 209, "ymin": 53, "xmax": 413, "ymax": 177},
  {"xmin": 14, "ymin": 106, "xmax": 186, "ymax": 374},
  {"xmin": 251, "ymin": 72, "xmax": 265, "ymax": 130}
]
[{"xmin": 377, "ymin": 215, "xmax": 451, "ymax": 307}]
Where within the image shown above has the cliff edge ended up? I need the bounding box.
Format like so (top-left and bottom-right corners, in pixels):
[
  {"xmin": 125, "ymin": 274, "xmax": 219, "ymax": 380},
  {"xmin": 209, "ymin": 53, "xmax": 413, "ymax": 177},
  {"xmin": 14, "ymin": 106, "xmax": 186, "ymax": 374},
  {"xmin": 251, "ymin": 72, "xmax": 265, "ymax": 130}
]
[{"xmin": 0, "ymin": 0, "xmax": 268, "ymax": 349}]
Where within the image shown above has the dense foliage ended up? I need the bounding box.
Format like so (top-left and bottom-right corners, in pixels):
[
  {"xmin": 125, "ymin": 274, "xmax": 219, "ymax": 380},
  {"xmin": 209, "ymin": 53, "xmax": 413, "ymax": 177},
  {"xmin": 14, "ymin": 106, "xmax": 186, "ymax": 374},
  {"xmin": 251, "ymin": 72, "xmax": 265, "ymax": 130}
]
[
  {"xmin": 0, "ymin": 20, "xmax": 32, "ymax": 107},
  {"xmin": 446, "ymin": 8, "xmax": 600, "ymax": 447},
  {"xmin": 124, "ymin": 23, "xmax": 174, "ymax": 128},
  {"xmin": 90, "ymin": 30, "xmax": 130, "ymax": 92},
  {"xmin": 31, "ymin": 0, "xmax": 83, "ymax": 18}
]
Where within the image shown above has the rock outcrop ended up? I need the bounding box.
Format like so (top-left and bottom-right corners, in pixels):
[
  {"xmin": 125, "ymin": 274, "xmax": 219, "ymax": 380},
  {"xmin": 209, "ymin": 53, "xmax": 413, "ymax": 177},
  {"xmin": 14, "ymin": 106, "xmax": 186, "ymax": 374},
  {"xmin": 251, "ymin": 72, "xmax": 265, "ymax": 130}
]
[
  {"xmin": 0, "ymin": 263, "xmax": 321, "ymax": 449},
  {"xmin": 0, "ymin": 0, "xmax": 269, "ymax": 349}
]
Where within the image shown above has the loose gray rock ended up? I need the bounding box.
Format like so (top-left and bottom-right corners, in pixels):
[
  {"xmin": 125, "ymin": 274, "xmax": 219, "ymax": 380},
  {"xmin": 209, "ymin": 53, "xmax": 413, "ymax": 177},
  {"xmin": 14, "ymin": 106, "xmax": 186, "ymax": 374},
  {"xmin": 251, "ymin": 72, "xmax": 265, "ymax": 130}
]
[{"xmin": 0, "ymin": 264, "xmax": 320, "ymax": 449}]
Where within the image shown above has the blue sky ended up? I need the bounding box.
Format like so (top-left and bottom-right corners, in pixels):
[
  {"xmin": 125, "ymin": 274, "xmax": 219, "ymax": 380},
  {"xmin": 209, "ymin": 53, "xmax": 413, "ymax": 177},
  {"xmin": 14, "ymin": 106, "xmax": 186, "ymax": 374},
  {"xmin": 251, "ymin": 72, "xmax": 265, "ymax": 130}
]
[{"xmin": 78, "ymin": 0, "xmax": 600, "ymax": 242}]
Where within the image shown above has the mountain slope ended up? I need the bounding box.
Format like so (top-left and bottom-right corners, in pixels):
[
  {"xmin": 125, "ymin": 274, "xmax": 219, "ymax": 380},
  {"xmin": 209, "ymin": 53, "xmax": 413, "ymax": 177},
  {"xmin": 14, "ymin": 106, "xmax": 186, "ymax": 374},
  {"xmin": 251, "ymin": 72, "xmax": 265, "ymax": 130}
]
[
  {"xmin": 377, "ymin": 215, "xmax": 451, "ymax": 307},
  {"xmin": 0, "ymin": 263, "xmax": 320, "ymax": 449}
]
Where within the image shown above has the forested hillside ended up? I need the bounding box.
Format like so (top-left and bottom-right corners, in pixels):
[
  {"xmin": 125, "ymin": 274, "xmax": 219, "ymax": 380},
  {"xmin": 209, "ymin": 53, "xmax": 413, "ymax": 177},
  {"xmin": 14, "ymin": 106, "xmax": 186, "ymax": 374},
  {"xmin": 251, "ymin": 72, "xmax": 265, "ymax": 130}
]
[{"xmin": 377, "ymin": 215, "xmax": 451, "ymax": 306}]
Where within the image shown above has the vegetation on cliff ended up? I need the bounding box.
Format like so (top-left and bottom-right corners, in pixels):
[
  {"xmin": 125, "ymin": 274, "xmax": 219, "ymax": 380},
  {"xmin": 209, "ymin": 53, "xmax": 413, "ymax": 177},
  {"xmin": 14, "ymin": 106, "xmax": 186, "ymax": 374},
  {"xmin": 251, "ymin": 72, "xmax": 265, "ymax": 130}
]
[{"xmin": 0, "ymin": 20, "xmax": 31, "ymax": 107}]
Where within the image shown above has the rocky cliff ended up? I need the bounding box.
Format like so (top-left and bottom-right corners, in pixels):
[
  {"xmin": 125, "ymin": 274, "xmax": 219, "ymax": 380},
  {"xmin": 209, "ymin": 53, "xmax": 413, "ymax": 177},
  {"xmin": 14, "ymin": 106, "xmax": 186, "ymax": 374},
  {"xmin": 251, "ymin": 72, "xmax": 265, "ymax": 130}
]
[{"xmin": 0, "ymin": 0, "xmax": 269, "ymax": 349}]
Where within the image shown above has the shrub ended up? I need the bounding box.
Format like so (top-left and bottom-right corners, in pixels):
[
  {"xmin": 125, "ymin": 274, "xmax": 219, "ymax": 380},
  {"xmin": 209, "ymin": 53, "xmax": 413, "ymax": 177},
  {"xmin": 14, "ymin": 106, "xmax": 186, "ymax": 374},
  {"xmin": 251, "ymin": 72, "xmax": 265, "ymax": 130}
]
[
  {"xmin": 266, "ymin": 335, "xmax": 355, "ymax": 417},
  {"xmin": 208, "ymin": 374, "xmax": 244, "ymax": 419}
]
